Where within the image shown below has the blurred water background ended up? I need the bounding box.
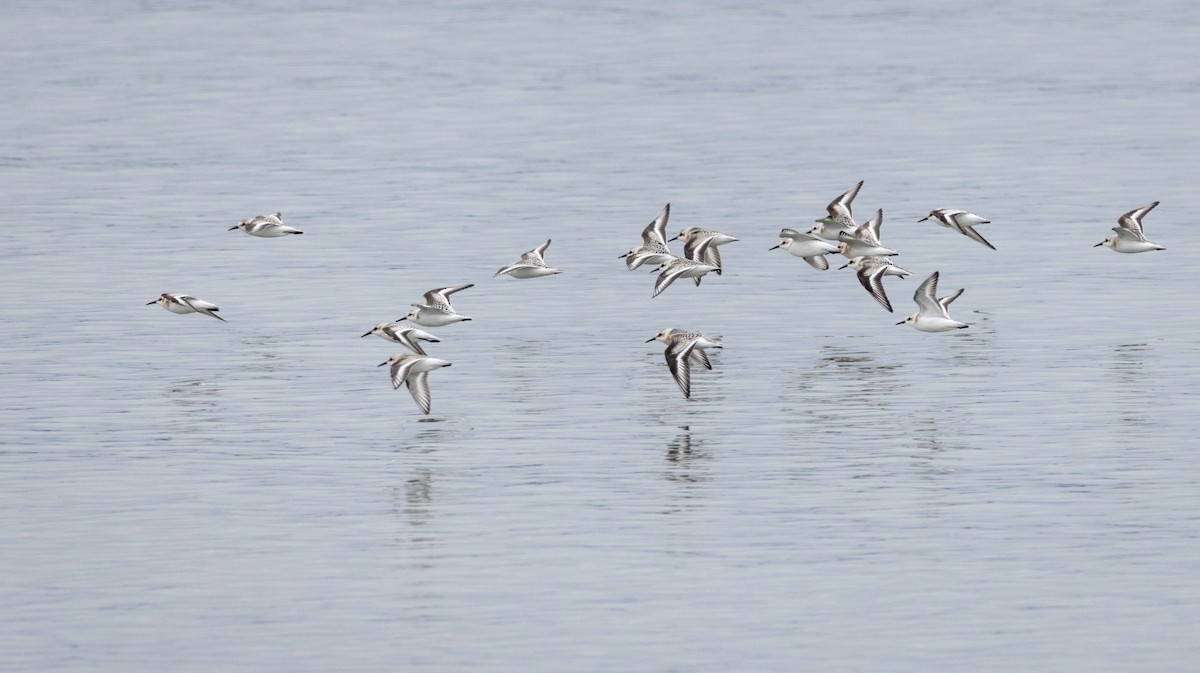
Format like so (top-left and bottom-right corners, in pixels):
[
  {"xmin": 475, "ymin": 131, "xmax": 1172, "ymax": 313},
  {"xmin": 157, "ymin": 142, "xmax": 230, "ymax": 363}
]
[{"xmin": 2, "ymin": 1, "xmax": 1199, "ymax": 671}]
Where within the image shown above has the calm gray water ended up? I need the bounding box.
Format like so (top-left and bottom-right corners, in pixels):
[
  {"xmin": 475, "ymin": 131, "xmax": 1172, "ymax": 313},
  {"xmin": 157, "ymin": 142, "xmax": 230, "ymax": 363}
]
[{"xmin": 3, "ymin": 1, "xmax": 1200, "ymax": 671}]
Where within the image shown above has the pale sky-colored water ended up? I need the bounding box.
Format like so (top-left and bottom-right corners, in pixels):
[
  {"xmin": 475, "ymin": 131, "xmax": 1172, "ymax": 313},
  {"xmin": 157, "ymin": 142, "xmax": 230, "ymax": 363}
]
[{"xmin": 2, "ymin": 2, "xmax": 1199, "ymax": 671}]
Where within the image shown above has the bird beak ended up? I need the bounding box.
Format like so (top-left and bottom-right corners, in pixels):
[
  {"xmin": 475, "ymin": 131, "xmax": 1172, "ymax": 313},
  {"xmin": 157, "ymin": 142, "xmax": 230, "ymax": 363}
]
[
  {"xmin": 228, "ymin": 225, "xmax": 239, "ymax": 231},
  {"xmin": 618, "ymin": 253, "xmax": 628, "ymax": 258},
  {"xmin": 377, "ymin": 361, "xmax": 388, "ymax": 367},
  {"xmin": 360, "ymin": 331, "xmax": 372, "ymax": 337},
  {"xmin": 645, "ymin": 337, "xmax": 656, "ymax": 343},
  {"xmin": 768, "ymin": 244, "xmax": 780, "ymax": 250},
  {"xmin": 1093, "ymin": 242, "xmax": 1103, "ymax": 247},
  {"xmin": 146, "ymin": 300, "xmax": 156, "ymax": 305},
  {"xmin": 917, "ymin": 217, "xmax": 928, "ymax": 222},
  {"xmin": 895, "ymin": 320, "xmax": 905, "ymax": 325},
  {"xmin": 668, "ymin": 235, "xmax": 679, "ymax": 242},
  {"xmin": 837, "ymin": 263, "xmax": 849, "ymax": 270}
]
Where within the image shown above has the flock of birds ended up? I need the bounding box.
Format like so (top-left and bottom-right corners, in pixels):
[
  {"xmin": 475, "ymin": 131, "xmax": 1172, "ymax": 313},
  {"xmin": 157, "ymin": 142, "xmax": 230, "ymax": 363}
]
[{"xmin": 148, "ymin": 183, "xmax": 1167, "ymax": 414}]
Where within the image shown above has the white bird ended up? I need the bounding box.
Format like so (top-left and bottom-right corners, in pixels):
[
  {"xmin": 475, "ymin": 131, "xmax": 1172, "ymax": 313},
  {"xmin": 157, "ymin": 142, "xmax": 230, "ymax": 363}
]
[
  {"xmin": 897, "ymin": 271, "xmax": 968, "ymax": 332},
  {"xmin": 494, "ymin": 239, "xmax": 562, "ymax": 278},
  {"xmin": 360, "ymin": 322, "xmax": 440, "ymax": 355},
  {"xmin": 809, "ymin": 180, "xmax": 864, "ymax": 240},
  {"xmin": 620, "ymin": 204, "xmax": 674, "ymax": 270},
  {"xmin": 839, "ymin": 256, "xmax": 912, "ymax": 313},
  {"xmin": 1094, "ymin": 202, "xmax": 1165, "ymax": 253},
  {"xmin": 769, "ymin": 228, "xmax": 840, "ymax": 270},
  {"xmin": 651, "ymin": 254, "xmax": 721, "ymax": 298},
  {"xmin": 378, "ymin": 353, "xmax": 452, "ymax": 415},
  {"xmin": 671, "ymin": 226, "xmax": 738, "ymax": 284},
  {"xmin": 399, "ymin": 284, "xmax": 473, "ymax": 327},
  {"xmin": 919, "ymin": 208, "xmax": 995, "ymax": 250},
  {"xmin": 838, "ymin": 209, "xmax": 898, "ymax": 258},
  {"xmin": 647, "ymin": 328, "xmax": 723, "ymax": 399},
  {"xmin": 147, "ymin": 293, "xmax": 226, "ymax": 321},
  {"xmin": 229, "ymin": 212, "xmax": 303, "ymax": 237}
]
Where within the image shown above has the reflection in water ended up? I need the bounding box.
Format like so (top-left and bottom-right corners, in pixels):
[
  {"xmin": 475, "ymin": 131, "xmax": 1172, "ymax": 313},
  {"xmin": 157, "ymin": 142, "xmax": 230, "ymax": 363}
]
[
  {"xmin": 405, "ymin": 469, "xmax": 433, "ymax": 527},
  {"xmin": 1110, "ymin": 343, "xmax": 1149, "ymax": 426},
  {"xmin": 661, "ymin": 426, "xmax": 710, "ymax": 515},
  {"xmin": 237, "ymin": 338, "xmax": 286, "ymax": 378},
  {"xmin": 664, "ymin": 425, "xmax": 709, "ymax": 483},
  {"xmin": 166, "ymin": 379, "xmax": 220, "ymax": 410},
  {"xmin": 948, "ymin": 310, "xmax": 997, "ymax": 366},
  {"xmin": 392, "ymin": 468, "xmax": 436, "ymax": 546},
  {"xmin": 909, "ymin": 415, "xmax": 955, "ymax": 476},
  {"xmin": 788, "ymin": 344, "xmax": 907, "ymax": 426}
]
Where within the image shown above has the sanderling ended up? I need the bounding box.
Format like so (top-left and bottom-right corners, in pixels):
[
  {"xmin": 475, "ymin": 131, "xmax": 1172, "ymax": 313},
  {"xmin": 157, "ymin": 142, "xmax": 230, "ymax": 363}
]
[
  {"xmin": 229, "ymin": 212, "xmax": 303, "ymax": 237},
  {"xmin": 620, "ymin": 204, "xmax": 675, "ymax": 270},
  {"xmin": 839, "ymin": 256, "xmax": 912, "ymax": 313},
  {"xmin": 399, "ymin": 284, "xmax": 474, "ymax": 327},
  {"xmin": 919, "ymin": 208, "xmax": 995, "ymax": 250},
  {"xmin": 809, "ymin": 180, "xmax": 864, "ymax": 240},
  {"xmin": 650, "ymin": 255, "xmax": 721, "ymax": 298},
  {"xmin": 769, "ymin": 228, "xmax": 840, "ymax": 270},
  {"xmin": 838, "ymin": 209, "xmax": 898, "ymax": 258},
  {"xmin": 361, "ymin": 322, "xmax": 440, "ymax": 356},
  {"xmin": 671, "ymin": 226, "xmax": 737, "ymax": 284},
  {"xmin": 897, "ymin": 271, "xmax": 968, "ymax": 332},
  {"xmin": 494, "ymin": 239, "xmax": 562, "ymax": 278},
  {"xmin": 647, "ymin": 329, "xmax": 723, "ymax": 399},
  {"xmin": 147, "ymin": 293, "xmax": 226, "ymax": 321},
  {"xmin": 1095, "ymin": 202, "xmax": 1165, "ymax": 253},
  {"xmin": 378, "ymin": 353, "xmax": 452, "ymax": 415}
]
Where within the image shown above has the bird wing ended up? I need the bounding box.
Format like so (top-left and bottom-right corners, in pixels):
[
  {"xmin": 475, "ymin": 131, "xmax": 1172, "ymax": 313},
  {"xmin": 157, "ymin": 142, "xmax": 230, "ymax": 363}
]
[
  {"xmin": 643, "ymin": 204, "xmax": 671, "ymax": 246},
  {"xmin": 858, "ymin": 209, "xmax": 884, "ymax": 245},
  {"xmin": 858, "ymin": 263, "xmax": 894, "ymax": 313},
  {"xmin": 938, "ymin": 288, "xmax": 964, "ymax": 314},
  {"xmin": 803, "ymin": 253, "xmax": 830, "ymax": 270},
  {"xmin": 914, "ymin": 272, "xmax": 942, "ymax": 316},
  {"xmin": 958, "ymin": 224, "xmax": 996, "ymax": 250},
  {"xmin": 406, "ymin": 371, "xmax": 433, "ymax": 414},
  {"xmin": 1117, "ymin": 202, "xmax": 1158, "ymax": 236},
  {"xmin": 389, "ymin": 357, "xmax": 418, "ymax": 390},
  {"xmin": 665, "ymin": 337, "xmax": 697, "ymax": 398},
  {"xmin": 826, "ymin": 180, "xmax": 863, "ymax": 220}
]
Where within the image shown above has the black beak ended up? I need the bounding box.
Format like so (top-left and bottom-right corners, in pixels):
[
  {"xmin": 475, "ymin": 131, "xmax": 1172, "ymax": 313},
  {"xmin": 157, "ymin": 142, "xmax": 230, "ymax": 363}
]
[
  {"xmin": 837, "ymin": 263, "xmax": 849, "ymax": 270},
  {"xmin": 917, "ymin": 217, "xmax": 928, "ymax": 222},
  {"xmin": 895, "ymin": 320, "xmax": 905, "ymax": 325},
  {"xmin": 146, "ymin": 300, "xmax": 156, "ymax": 305},
  {"xmin": 668, "ymin": 235, "xmax": 679, "ymax": 242},
  {"xmin": 360, "ymin": 331, "xmax": 372, "ymax": 337},
  {"xmin": 228, "ymin": 225, "xmax": 239, "ymax": 231},
  {"xmin": 1093, "ymin": 242, "xmax": 1103, "ymax": 247},
  {"xmin": 377, "ymin": 361, "xmax": 388, "ymax": 367},
  {"xmin": 646, "ymin": 337, "xmax": 656, "ymax": 343},
  {"xmin": 618, "ymin": 253, "xmax": 629, "ymax": 259},
  {"xmin": 768, "ymin": 244, "xmax": 780, "ymax": 250}
]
